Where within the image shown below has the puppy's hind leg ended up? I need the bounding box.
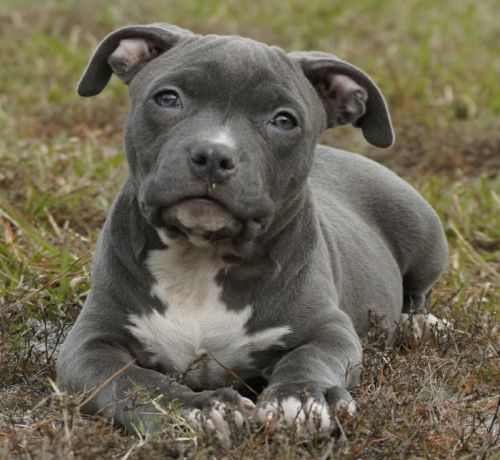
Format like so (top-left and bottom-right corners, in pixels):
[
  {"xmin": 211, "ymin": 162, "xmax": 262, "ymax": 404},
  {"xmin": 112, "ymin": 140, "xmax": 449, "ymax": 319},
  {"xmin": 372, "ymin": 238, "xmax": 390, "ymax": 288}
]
[{"xmin": 400, "ymin": 229, "xmax": 449, "ymax": 343}]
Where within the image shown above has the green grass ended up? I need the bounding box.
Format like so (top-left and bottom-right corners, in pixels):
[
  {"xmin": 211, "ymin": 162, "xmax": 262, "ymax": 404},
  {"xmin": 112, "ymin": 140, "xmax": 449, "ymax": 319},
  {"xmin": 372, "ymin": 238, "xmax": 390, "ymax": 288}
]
[{"xmin": 0, "ymin": 0, "xmax": 499, "ymax": 458}]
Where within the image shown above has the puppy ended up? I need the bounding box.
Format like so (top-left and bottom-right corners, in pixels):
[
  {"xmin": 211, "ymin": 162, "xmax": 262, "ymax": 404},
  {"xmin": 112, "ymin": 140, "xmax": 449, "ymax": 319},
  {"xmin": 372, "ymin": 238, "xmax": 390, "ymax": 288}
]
[{"xmin": 57, "ymin": 23, "xmax": 448, "ymax": 438}]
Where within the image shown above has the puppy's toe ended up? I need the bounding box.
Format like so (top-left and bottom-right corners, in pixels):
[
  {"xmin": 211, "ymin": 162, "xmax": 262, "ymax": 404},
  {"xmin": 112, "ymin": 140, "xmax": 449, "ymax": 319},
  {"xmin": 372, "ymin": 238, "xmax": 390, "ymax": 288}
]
[
  {"xmin": 256, "ymin": 400, "xmax": 280, "ymax": 427},
  {"xmin": 183, "ymin": 407, "xmax": 205, "ymax": 432},
  {"xmin": 237, "ymin": 395, "xmax": 256, "ymax": 416},
  {"xmin": 256, "ymin": 397, "xmax": 331, "ymax": 433},
  {"xmin": 301, "ymin": 397, "xmax": 331, "ymax": 432},
  {"xmin": 326, "ymin": 386, "xmax": 357, "ymax": 417},
  {"xmin": 207, "ymin": 403, "xmax": 231, "ymax": 440}
]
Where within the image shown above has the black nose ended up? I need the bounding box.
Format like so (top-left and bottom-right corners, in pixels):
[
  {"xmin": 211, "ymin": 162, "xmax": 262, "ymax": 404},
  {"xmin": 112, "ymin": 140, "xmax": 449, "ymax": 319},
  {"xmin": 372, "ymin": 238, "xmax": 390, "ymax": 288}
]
[{"xmin": 188, "ymin": 144, "xmax": 236, "ymax": 183}]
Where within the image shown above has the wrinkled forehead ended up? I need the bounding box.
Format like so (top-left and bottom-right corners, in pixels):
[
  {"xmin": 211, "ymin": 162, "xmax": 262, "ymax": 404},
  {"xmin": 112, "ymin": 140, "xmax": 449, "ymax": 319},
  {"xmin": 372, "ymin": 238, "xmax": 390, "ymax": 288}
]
[{"xmin": 137, "ymin": 34, "xmax": 307, "ymax": 100}]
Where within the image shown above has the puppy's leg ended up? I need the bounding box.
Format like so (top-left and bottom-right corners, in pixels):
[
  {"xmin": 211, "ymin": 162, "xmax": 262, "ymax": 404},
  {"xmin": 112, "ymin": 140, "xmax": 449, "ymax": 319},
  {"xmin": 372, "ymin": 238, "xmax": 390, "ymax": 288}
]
[
  {"xmin": 57, "ymin": 339, "xmax": 254, "ymax": 439},
  {"xmin": 255, "ymin": 309, "xmax": 361, "ymax": 433}
]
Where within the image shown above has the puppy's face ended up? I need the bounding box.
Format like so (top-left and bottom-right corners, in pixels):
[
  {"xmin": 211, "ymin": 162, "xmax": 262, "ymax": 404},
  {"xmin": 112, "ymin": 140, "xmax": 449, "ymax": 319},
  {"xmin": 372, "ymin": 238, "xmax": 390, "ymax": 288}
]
[
  {"xmin": 126, "ymin": 36, "xmax": 324, "ymax": 247},
  {"xmin": 78, "ymin": 25, "xmax": 393, "ymax": 249}
]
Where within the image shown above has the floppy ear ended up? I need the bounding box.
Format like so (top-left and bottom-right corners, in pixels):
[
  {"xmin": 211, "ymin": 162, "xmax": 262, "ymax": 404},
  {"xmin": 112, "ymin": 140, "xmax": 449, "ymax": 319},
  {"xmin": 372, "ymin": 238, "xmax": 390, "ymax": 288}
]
[
  {"xmin": 289, "ymin": 51, "xmax": 394, "ymax": 148},
  {"xmin": 77, "ymin": 23, "xmax": 192, "ymax": 97}
]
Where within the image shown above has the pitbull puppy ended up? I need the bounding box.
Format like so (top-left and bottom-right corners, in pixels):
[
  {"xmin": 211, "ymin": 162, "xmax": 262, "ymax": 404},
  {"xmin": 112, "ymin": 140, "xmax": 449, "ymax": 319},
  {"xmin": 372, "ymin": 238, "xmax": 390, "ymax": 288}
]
[{"xmin": 57, "ymin": 23, "xmax": 448, "ymax": 438}]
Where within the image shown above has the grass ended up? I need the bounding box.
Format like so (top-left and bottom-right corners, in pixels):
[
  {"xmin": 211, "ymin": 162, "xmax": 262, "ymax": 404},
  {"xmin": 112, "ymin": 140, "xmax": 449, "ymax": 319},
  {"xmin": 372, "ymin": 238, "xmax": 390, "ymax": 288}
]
[{"xmin": 0, "ymin": 0, "xmax": 498, "ymax": 458}]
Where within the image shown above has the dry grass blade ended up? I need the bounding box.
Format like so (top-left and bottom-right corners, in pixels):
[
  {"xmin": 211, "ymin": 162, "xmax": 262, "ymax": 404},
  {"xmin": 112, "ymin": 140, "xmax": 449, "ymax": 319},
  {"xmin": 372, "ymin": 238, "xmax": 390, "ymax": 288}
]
[
  {"xmin": 77, "ymin": 359, "xmax": 137, "ymax": 410},
  {"xmin": 205, "ymin": 350, "xmax": 259, "ymax": 397},
  {"xmin": 449, "ymin": 222, "xmax": 500, "ymax": 281}
]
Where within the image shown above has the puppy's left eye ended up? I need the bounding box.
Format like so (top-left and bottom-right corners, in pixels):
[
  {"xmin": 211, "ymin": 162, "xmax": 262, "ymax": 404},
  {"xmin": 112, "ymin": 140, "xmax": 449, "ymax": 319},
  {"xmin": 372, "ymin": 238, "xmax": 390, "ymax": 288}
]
[
  {"xmin": 154, "ymin": 90, "xmax": 182, "ymax": 108},
  {"xmin": 270, "ymin": 112, "xmax": 298, "ymax": 130}
]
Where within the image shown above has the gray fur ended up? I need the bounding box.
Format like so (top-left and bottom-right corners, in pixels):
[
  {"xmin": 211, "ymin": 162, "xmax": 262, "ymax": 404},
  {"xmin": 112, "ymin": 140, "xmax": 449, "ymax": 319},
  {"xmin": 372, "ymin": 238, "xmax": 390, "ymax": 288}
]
[{"xmin": 58, "ymin": 24, "xmax": 448, "ymax": 434}]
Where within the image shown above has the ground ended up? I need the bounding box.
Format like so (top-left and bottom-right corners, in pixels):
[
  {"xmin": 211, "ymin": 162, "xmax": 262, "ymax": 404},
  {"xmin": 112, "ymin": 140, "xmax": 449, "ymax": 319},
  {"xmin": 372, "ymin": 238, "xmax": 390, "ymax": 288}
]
[{"xmin": 0, "ymin": 1, "xmax": 498, "ymax": 458}]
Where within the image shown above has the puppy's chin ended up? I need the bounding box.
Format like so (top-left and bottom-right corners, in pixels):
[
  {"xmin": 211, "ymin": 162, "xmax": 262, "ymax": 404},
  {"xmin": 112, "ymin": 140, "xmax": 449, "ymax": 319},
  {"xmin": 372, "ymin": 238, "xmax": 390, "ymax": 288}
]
[
  {"xmin": 175, "ymin": 198, "xmax": 240, "ymax": 233},
  {"xmin": 160, "ymin": 198, "xmax": 243, "ymax": 245}
]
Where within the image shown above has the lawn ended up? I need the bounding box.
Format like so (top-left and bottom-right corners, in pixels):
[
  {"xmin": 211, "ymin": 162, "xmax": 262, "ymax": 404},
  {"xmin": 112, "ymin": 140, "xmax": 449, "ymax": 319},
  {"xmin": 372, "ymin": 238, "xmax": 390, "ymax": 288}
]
[{"xmin": 0, "ymin": 0, "xmax": 498, "ymax": 458}]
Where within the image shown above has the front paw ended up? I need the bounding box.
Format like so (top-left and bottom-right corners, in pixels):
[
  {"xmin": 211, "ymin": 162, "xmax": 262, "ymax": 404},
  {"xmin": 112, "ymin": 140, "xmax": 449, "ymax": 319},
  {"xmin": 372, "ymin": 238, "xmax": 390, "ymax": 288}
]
[
  {"xmin": 255, "ymin": 384, "xmax": 356, "ymax": 434},
  {"xmin": 180, "ymin": 388, "xmax": 255, "ymax": 445}
]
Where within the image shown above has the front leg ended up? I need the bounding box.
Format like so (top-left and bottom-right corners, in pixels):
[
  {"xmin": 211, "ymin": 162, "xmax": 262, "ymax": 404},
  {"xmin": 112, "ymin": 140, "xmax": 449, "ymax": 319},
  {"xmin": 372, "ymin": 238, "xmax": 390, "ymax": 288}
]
[
  {"xmin": 57, "ymin": 336, "xmax": 255, "ymax": 442},
  {"xmin": 256, "ymin": 310, "xmax": 361, "ymax": 432}
]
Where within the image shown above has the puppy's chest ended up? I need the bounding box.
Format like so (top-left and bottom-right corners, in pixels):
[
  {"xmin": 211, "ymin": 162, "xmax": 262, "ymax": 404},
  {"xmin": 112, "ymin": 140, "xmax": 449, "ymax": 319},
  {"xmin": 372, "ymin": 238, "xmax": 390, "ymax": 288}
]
[{"xmin": 127, "ymin": 245, "xmax": 290, "ymax": 387}]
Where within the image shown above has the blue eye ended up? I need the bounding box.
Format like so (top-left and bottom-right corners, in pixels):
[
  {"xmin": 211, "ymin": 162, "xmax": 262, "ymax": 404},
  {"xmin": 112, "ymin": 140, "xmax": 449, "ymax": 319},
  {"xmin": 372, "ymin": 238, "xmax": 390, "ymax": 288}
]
[
  {"xmin": 154, "ymin": 90, "xmax": 182, "ymax": 108},
  {"xmin": 270, "ymin": 112, "xmax": 298, "ymax": 130}
]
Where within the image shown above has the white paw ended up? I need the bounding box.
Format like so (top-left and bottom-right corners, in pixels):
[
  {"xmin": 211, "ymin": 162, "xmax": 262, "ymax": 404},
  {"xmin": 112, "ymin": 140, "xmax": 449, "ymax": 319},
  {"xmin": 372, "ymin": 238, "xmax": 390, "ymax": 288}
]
[
  {"xmin": 400, "ymin": 313, "xmax": 451, "ymax": 342},
  {"xmin": 182, "ymin": 396, "xmax": 254, "ymax": 445},
  {"xmin": 256, "ymin": 397, "xmax": 331, "ymax": 433}
]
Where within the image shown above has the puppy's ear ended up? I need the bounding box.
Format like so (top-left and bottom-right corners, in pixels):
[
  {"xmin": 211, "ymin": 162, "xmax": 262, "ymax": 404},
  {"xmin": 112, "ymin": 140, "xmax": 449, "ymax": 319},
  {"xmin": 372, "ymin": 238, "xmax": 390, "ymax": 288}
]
[
  {"xmin": 290, "ymin": 51, "xmax": 394, "ymax": 148},
  {"xmin": 78, "ymin": 24, "xmax": 193, "ymax": 97}
]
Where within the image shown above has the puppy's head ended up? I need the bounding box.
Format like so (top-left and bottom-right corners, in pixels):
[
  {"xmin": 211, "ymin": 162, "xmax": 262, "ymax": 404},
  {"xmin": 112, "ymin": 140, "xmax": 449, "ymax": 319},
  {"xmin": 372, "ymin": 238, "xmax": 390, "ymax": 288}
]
[{"xmin": 79, "ymin": 24, "xmax": 393, "ymax": 250}]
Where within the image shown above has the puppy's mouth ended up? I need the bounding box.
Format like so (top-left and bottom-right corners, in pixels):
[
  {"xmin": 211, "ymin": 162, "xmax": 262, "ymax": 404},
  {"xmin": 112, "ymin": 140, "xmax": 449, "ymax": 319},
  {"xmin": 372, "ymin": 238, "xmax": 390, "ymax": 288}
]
[
  {"xmin": 163, "ymin": 197, "xmax": 239, "ymax": 235},
  {"xmin": 159, "ymin": 197, "xmax": 268, "ymax": 245}
]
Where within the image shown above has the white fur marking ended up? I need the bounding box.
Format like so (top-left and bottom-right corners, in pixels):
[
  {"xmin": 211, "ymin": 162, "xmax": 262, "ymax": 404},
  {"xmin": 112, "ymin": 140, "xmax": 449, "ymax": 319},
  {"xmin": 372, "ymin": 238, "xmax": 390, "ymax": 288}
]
[
  {"xmin": 128, "ymin": 242, "xmax": 291, "ymax": 383},
  {"xmin": 212, "ymin": 129, "xmax": 235, "ymax": 148},
  {"xmin": 400, "ymin": 313, "xmax": 451, "ymax": 342},
  {"xmin": 256, "ymin": 397, "xmax": 331, "ymax": 433},
  {"xmin": 335, "ymin": 398, "xmax": 357, "ymax": 417},
  {"xmin": 183, "ymin": 401, "xmax": 247, "ymax": 447}
]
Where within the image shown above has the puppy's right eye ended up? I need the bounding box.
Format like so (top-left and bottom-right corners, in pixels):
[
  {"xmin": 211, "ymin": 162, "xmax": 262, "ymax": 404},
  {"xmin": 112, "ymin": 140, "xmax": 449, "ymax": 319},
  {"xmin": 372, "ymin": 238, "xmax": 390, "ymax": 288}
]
[
  {"xmin": 154, "ymin": 90, "xmax": 182, "ymax": 108},
  {"xmin": 270, "ymin": 111, "xmax": 298, "ymax": 130}
]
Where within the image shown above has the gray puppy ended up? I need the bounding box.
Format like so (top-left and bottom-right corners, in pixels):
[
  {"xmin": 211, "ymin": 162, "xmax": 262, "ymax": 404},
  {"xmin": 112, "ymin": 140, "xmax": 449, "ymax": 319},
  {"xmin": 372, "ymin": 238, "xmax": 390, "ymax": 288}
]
[{"xmin": 57, "ymin": 23, "xmax": 448, "ymax": 438}]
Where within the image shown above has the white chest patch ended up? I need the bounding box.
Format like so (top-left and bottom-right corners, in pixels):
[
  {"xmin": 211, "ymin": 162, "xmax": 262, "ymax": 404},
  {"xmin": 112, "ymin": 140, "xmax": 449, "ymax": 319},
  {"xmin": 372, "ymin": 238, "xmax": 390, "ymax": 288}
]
[{"xmin": 127, "ymin": 241, "xmax": 291, "ymax": 385}]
